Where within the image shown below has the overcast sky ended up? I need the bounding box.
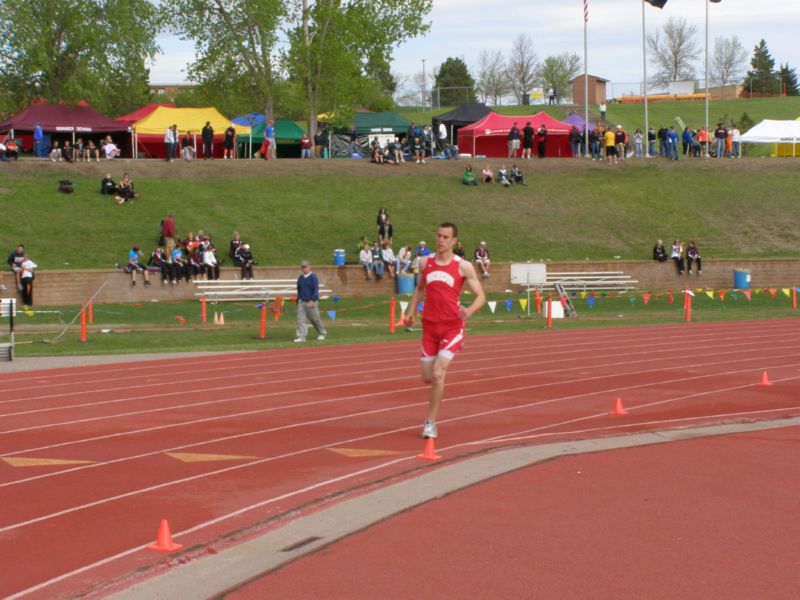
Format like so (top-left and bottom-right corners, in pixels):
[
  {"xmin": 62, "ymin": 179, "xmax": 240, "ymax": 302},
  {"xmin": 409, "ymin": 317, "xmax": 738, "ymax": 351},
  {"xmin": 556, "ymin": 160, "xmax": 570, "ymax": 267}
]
[{"xmin": 151, "ymin": 0, "xmax": 798, "ymax": 98}]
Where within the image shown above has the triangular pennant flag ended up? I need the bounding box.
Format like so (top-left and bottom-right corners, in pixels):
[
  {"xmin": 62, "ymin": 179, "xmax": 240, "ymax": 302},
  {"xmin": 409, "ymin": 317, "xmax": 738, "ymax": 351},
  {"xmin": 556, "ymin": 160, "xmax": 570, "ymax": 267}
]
[
  {"xmin": 354, "ymin": 294, "xmax": 361, "ymax": 300},
  {"xmin": 783, "ymin": 288, "xmax": 792, "ymax": 297},
  {"xmin": 642, "ymin": 292, "xmax": 651, "ymax": 305},
  {"xmin": 518, "ymin": 298, "xmax": 527, "ymax": 311},
  {"xmin": 667, "ymin": 291, "xmax": 674, "ymax": 304},
  {"xmin": 399, "ymin": 301, "xmax": 408, "ymax": 312},
  {"xmin": 730, "ymin": 291, "xmax": 739, "ymax": 300},
  {"xmin": 628, "ymin": 296, "xmax": 636, "ymax": 305},
  {"xmin": 587, "ymin": 296, "xmax": 596, "ymax": 308},
  {"xmin": 332, "ymin": 295, "xmax": 341, "ymax": 303},
  {"xmin": 417, "ymin": 302, "xmax": 424, "ymax": 314},
  {"xmin": 705, "ymin": 290, "xmax": 714, "ymax": 300},
  {"xmin": 743, "ymin": 290, "xmax": 751, "ymax": 301},
  {"xmin": 504, "ymin": 299, "xmax": 513, "ymax": 312},
  {"xmin": 580, "ymin": 291, "xmax": 588, "ymax": 299},
  {"xmin": 327, "ymin": 310, "xmax": 336, "ymax": 320},
  {"xmin": 769, "ymin": 288, "xmax": 777, "ymax": 299},
  {"xmin": 718, "ymin": 290, "xmax": 727, "ymax": 301},
  {"xmin": 685, "ymin": 289, "xmax": 695, "ymax": 297},
  {"xmin": 488, "ymin": 300, "xmax": 497, "ymax": 314}
]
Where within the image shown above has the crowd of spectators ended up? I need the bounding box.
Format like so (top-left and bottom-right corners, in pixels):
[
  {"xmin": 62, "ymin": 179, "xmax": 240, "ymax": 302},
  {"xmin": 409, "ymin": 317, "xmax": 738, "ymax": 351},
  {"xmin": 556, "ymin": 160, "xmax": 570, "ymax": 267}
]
[
  {"xmin": 45, "ymin": 135, "xmax": 120, "ymax": 163},
  {"xmin": 463, "ymin": 163, "xmax": 526, "ymax": 186}
]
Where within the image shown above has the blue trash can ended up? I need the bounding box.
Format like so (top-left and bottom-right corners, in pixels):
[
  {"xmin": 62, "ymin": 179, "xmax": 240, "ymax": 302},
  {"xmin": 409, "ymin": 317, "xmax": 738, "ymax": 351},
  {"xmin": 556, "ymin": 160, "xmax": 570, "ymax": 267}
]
[
  {"xmin": 333, "ymin": 249, "xmax": 345, "ymax": 266},
  {"xmin": 397, "ymin": 274, "xmax": 416, "ymax": 294},
  {"xmin": 733, "ymin": 269, "xmax": 751, "ymax": 289}
]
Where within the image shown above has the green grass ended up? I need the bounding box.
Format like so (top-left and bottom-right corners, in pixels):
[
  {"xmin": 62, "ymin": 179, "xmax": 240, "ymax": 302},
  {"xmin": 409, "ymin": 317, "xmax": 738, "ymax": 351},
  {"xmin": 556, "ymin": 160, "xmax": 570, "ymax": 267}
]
[
  {"xmin": 0, "ymin": 157, "xmax": 799, "ymax": 271},
  {"xmin": 8, "ymin": 289, "xmax": 795, "ymax": 357}
]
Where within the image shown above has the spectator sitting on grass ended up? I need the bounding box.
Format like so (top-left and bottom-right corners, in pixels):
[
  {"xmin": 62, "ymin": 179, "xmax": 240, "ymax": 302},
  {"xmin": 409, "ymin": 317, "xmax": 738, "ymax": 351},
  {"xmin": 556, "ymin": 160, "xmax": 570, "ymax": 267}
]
[
  {"xmin": 653, "ymin": 239, "xmax": 668, "ymax": 262},
  {"xmin": 114, "ymin": 173, "xmax": 138, "ymax": 204},
  {"xmin": 181, "ymin": 131, "xmax": 196, "ymax": 161},
  {"xmin": 100, "ymin": 173, "xmax": 116, "ymax": 195},
  {"xmin": 474, "ymin": 241, "xmax": 491, "ymax": 279},
  {"xmin": 510, "ymin": 164, "xmax": 526, "ymax": 186},
  {"xmin": 481, "ymin": 164, "xmax": 493, "ymax": 183},
  {"xmin": 463, "ymin": 164, "xmax": 477, "ymax": 186},
  {"xmin": 359, "ymin": 242, "xmax": 373, "ymax": 280},
  {"xmin": 497, "ymin": 165, "xmax": 511, "ymax": 187},
  {"xmin": 126, "ymin": 246, "xmax": 151, "ymax": 286},
  {"xmin": 370, "ymin": 138, "xmax": 384, "ymax": 164},
  {"xmin": 413, "ymin": 136, "xmax": 425, "ymax": 164}
]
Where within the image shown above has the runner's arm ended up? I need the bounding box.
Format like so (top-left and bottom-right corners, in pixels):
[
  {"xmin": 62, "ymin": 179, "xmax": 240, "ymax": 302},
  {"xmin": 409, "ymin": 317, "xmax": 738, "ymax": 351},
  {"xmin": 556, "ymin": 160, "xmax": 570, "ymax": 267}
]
[{"xmin": 459, "ymin": 260, "xmax": 486, "ymax": 319}]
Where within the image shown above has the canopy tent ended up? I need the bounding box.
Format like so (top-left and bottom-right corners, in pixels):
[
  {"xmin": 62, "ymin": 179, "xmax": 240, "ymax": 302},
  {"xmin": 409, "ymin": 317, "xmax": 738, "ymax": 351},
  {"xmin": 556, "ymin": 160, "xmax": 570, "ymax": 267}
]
[
  {"xmin": 115, "ymin": 103, "xmax": 175, "ymax": 127},
  {"xmin": 354, "ymin": 111, "xmax": 410, "ymax": 135},
  {"xmin": 232, "ymin": 114, "xmax": 305, "ymax": 158},
  {"xmin": 130, "ymin": 106, "xmax": 250, "ymax": 158},
  {"xmin": 0, "ymin": 101, "xmax": 131, "ymax": 156},
  {"xmin": 739, "ymin": 119, "xmax": 800, "ymax": 157},
  {"xmin": 432, "ymin": 103, "xmax": 492, "ymax": 142},
  {"xmin": 457, "ymin": 112, "xmax": 571, "ymax": 158},
  {"xmin": 562, "ymin": 112, "xmax": 596, "ymax": 131},
  {"xmin": 761, "ymin": 117, "xmax": 800, "ymax": 157}
]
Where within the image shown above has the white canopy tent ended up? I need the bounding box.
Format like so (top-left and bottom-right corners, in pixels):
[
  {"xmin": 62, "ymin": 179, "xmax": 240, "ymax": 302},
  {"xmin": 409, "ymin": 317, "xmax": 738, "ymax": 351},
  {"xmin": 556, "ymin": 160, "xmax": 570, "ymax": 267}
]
[{"xmin": 740, "ymin": 119, "xmax": 800, "ymax": 157}]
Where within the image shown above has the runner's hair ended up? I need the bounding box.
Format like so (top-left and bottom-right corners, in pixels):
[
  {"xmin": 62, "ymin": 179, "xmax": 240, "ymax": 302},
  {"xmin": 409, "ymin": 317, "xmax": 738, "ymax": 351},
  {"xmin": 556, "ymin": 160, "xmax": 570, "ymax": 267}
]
[{"xmin": 438, "ymin": 222, "xmax": 458, "ymax": 238}]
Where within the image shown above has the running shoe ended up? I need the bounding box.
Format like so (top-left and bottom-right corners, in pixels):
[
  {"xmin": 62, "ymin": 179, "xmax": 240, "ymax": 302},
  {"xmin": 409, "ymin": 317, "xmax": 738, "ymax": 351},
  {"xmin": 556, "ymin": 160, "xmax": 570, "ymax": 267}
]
[
  {"xmin": 293, "ymin": 337, "xmax": 306, "ymax": 343},
  {"xmin": 317, "ymin": 335, "xmax": 326, "ymax": 341},
  {"xmin": 422, "ymin": 419, "xmax": 438, "ymax": 439}
]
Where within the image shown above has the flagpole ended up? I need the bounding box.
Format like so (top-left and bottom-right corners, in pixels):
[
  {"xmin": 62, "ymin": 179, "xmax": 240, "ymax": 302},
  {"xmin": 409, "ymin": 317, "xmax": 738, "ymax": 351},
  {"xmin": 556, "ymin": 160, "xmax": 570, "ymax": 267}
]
[
  {"xmin": 704, "ymin": 0, "xmax": 710, "ymax": 157},
  {"xmin": 642, "ymin": 0, "xmax": 650, "ymax": 157},
  {"xmin": 584, "ymin": 0, "xmax": 589, "ymax": 157}
]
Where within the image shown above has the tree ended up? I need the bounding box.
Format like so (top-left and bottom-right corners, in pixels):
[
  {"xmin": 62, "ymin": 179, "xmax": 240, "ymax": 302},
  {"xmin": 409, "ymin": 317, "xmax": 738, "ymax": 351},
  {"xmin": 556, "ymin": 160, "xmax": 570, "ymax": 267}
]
[
  {"xmin": 710, "ymin": 35, "xmax": 747, "ymax": 94},
  {"xmin": 433, "ymin": 57, "xmax": 475, "ymax": 106},
  {"xmin": 646, "ymin": 16, "xmax": 701, "ymax": 88},
  {"xmin": 0, "ymin": 0, "xmax": 162, "ymax": 116},
  {"xmin": 285, "ymin": 0, "xmax": 431, "ymax": 135},
  {"xmin": 778, "ymin": 63, "xmax": 799, "ymax": 96},
  {"xmin": 743, "ymin": 39, "xmax": 780, "ymax": 95},
  {"xmin": 170, "ymin": 0, "xmax": 286, "ymax": 121},
  {"xmin": 537, "ymin": 52, "xmax": 582, "ymax": 103},
  {"xmin": 506, "ymin": 34, "xmax": 539, "ymax": 105},
  {"xmin": 474, "ymin": 49, "xmax": 510, "ymax": 105}
]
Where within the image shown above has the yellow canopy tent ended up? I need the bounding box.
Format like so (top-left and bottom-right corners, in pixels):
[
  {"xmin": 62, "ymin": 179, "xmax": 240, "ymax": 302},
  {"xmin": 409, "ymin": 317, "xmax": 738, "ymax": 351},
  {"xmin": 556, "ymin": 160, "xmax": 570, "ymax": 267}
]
[
  {"xmin": 131, "ymin": 106, "xmax": 251, "ymax": 158},
  {"xmin": 772, "ymin": 116, "xmax": 800, "ymax": 157},
  {"xmin": 133, "ymin": 106, "xmax": 251, "ymax": 136}
]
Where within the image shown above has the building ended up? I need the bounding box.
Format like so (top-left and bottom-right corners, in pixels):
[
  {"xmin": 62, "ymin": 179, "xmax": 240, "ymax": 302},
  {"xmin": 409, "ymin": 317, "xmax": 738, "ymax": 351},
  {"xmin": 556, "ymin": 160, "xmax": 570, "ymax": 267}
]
[
  {"xmin": 569, "ymin": 74, "xmax": 609, "ymax": 107},
  {"xmin": 148, "ymin": 83, "xmax": 196, "ymax": 103}
]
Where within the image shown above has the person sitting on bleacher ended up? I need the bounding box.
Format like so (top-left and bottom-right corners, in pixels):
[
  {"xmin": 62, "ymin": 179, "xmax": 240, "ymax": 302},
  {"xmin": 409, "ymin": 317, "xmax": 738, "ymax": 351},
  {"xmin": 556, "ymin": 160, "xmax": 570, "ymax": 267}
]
[
  {"xmin": 170, "ymin": 245, "xmax": 187, "ymax": 284},
  {"xmin": 202, "ymin": 238, "xmax": 221, "ymax": 280},
  {"xmin": 474, "ymin": 241, "xmax": 491, "ymax": 279},
  {"xmin": 148, "ymin": 247, "xmax": 169, "ymax": 284},
  {"xmin": 126, "ymin": 246, "xmax": 151, "ymax": 286}
]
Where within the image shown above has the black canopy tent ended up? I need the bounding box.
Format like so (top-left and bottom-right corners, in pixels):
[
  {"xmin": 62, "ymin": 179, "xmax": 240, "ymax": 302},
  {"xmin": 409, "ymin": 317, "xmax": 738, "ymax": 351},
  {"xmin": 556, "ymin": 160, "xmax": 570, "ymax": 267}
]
[{"xmin": 431, "ymin": 103, "xmax": 492, "ymax": 144}]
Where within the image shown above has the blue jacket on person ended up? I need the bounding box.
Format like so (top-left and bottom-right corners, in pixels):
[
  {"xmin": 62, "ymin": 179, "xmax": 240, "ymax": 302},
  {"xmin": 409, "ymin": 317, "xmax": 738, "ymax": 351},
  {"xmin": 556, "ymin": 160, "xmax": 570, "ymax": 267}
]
[
  {"xmin": 682, "ymin": 129, "xmax": 693, "ymax": 145},
  {"xmin": 297, "ymin": 272, "xmax": 320, "ymax": 302}
]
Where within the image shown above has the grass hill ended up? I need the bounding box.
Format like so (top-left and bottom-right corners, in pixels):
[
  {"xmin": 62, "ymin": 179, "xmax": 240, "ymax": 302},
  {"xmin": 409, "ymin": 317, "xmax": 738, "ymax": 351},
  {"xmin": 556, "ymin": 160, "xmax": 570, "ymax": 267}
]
[{"xmin": 0, "ymin": 155, "xmax": 798, "ymax": 272}]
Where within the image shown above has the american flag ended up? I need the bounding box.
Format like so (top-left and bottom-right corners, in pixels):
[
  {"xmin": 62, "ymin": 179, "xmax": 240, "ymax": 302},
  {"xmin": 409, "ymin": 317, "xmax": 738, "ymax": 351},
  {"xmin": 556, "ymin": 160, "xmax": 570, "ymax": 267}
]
[{"xmin": 583, "ymin": 0, "xmax": 588, "ymax": 22}]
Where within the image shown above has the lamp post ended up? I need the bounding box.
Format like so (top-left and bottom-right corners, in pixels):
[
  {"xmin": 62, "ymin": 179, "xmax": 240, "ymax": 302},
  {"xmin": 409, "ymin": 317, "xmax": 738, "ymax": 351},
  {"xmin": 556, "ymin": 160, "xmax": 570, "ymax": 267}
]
[{"xmin": 422, "ymin": 59, "xmax": 426, "ymax": 113}]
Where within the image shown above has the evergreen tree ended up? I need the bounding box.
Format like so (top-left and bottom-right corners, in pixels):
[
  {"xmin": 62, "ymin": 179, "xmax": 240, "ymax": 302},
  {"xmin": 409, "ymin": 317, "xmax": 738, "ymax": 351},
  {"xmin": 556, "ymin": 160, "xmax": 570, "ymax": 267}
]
[
  {"xmin": 778, "ymin": 63, "xmax": 799, "ymax": 96},
  {"xmin": 433, "ymin": 57, "xmax": 476, "ymax": 106},
  {"xmin": 743, "ymin": 39, "xmax": 780, "ymax": 95}
]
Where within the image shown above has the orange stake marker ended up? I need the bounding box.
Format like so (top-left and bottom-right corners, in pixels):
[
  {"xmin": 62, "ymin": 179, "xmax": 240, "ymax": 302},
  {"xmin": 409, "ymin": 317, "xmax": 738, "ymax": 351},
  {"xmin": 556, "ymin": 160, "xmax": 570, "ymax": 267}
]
[
  {"xmin": 259, "ymin": 303, "xmax": 267, "ymax": 339},
  {"xmin": 389, "ymin": 297, "xmax": 396, "ymax": 334},
  {"xmin": 201, "ymin": 295, "xmax": 207, "ymax": 323},
  {"xmin": 80, "ymin": 309, "xmax": 87, "ymax": 343}
]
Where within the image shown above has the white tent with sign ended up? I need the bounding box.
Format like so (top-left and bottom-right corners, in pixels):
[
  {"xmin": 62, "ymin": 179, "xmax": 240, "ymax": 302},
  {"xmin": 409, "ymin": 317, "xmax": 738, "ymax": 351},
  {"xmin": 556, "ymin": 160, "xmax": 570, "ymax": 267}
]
[{"xmin": 740, "ymin": 119, "xmax": 800, "ymax": 157}]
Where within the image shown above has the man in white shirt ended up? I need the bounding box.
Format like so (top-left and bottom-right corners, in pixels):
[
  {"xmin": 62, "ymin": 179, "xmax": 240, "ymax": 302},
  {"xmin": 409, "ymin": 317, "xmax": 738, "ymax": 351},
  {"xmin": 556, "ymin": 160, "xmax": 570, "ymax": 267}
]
[
  {"xmin": 437, "ymin": 120, "xmax": 447, "ymax": 155},
  {"xmin": 102, "ymin": 137, "xmax": 121, "ymax": 159},
  {"xmin": 731, "ymin": 124, "xmax": 741, "ymax": 158}
]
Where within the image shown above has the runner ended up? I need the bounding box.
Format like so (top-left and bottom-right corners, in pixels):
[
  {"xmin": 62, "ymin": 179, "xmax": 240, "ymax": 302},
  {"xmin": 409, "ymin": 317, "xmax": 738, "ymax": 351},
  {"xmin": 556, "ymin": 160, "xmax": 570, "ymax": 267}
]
[{"xmin": 403, "ymin": 222, "xmax": 486, "ymax": 439}]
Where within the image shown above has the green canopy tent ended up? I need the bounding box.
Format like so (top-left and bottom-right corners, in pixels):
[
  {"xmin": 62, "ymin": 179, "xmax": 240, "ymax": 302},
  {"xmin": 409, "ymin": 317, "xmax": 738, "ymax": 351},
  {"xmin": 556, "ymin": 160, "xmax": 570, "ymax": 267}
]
[
  {"xmin": 331, "ymin": 111, "xmax": 412, "ymax": 157},
  {"xmin": 236, "ymin": 117, "xmax": 306, "ymax": 158}
]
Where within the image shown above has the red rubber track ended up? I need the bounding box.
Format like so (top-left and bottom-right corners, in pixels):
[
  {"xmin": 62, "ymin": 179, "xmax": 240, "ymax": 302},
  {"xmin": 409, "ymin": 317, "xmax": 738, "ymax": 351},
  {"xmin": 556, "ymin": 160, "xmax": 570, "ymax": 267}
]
[{"xmin": 1, "ymin": 319, "xmax": 799, "ymax": 598}]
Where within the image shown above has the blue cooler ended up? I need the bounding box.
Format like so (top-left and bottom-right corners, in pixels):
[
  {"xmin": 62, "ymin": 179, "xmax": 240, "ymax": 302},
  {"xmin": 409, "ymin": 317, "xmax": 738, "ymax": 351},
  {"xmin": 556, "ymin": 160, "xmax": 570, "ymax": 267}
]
[
  {"xmin": 397, "ymin": 274, "xmax": 415, "ymax": 294},
  {"xmin": 733, "ymin": 269, "xmax": 750, "ymax": 289},
  {"xmin": 333, "ymin": 249, "xmax": 345, "ymax": 266}
]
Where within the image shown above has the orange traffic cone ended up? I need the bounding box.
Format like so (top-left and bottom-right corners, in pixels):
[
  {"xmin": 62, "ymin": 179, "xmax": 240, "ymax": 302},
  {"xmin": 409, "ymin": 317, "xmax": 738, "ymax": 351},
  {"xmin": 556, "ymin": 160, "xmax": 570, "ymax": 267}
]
[
  {"xmin": 218, "ymin": 312, "xmax": 225, "ymax": 325},
  {"xmin": 758, "ymin": 371, "xmax": 773, "ymax": 387},
  {"xmin": 147, "ymin": 519, "xmax": 183, "ymax": 552},
  {"xmin": 609, "ymin": 397, "xmax": 629, "ymax": 415},
  {"xmin": 417, "ymin": 437, "xmax": 442, "ymax": 461}
]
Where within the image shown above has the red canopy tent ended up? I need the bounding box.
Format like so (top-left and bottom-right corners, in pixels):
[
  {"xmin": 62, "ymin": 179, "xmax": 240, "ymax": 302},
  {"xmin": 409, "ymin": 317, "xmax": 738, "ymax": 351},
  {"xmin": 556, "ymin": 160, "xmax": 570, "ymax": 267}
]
[
  {"xmin": 0, "ymin": 101, "xmax": 131, "ymax": 156},
  {"xmin": 115, "ymin": 103, "xmax": 175, "ymax": 127},
  {"xmin": 457, "ymin": 112, "xmax": 571, "ymax": 158}
]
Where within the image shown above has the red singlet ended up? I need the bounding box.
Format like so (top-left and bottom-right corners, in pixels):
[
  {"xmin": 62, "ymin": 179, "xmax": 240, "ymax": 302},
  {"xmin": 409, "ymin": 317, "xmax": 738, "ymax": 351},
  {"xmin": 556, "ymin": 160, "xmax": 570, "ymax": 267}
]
[{"xmin": 422, "ymin": 255, "xmax": 465, "ymax": 323}]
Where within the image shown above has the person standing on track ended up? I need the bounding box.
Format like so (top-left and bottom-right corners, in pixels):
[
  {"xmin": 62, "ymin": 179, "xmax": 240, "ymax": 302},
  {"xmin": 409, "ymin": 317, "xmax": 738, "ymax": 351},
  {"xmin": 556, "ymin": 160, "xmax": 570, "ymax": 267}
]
[{"xmin": 403, "ymin": 222, "xmax": 486, "ymax": 439}]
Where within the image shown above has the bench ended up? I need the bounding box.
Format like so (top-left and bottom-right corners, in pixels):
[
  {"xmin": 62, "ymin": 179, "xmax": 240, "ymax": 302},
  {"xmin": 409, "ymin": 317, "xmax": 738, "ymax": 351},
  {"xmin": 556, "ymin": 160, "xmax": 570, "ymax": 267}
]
[
  {"xmin": 542, "ymin": 271, "xmax": 638, "ymax": 293},
  {"xmin": 194, "ymin": 279, "xmax": 332, "ymax": 303},
  {"xmin": 0, "ymin": 298, "xmax": 16, "ymax": 361}
]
